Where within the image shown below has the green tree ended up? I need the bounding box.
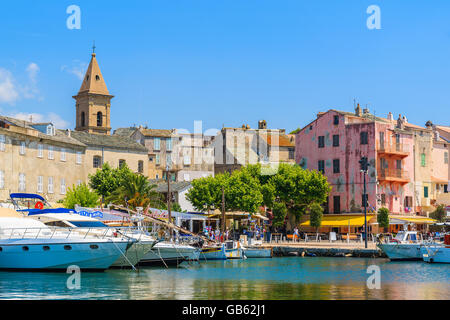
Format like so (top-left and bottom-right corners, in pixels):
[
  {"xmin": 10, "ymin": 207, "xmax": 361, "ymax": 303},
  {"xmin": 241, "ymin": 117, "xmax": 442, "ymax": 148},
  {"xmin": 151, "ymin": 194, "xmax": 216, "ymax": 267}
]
[
  {"xmin": 243, "ymin": 163, "xmax": 331, "ymax": 226},
  {"xmin": 88, "ymin": 163, "xmax": 132, "ymax": 200},
  {"xmin": 63, "ymin": 183, "xmax": 100, "ymax": 209},
  {"xmin": 377, "ymin": 207, "xmax": 390, "ymax": 232},
  {"xmin": 430, "ymin": 204, "xmax": 446, "ymax": 223},
  {"xmin": 272, "ymin": 202, "xmax": 287, "ymax": 228},
  {"xmin": 186, "ymin": 173, "xmax": 229, "ymax": 213},
  {"xmin": 309, "ymin": 202, "xmax": 323, "ymax": 238},
  {"xmin": 106, "ymin": 172, "xmax": 158, "ymax": 211}
]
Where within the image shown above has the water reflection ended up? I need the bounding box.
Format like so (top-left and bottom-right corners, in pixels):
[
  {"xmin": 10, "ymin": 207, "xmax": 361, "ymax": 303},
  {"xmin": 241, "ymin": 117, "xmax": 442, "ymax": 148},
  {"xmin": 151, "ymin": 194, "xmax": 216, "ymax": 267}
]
[{"xmin": 0, "ymin": 257, "xmax": 448, "ymax": 300}]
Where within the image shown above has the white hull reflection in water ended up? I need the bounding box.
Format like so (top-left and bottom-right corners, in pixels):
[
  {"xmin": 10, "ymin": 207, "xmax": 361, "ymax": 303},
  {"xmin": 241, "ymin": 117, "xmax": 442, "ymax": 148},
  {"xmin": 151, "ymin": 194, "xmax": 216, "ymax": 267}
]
[{"xmin": 0, "ymin": 257, "xmax": 449, "ymax": 300}]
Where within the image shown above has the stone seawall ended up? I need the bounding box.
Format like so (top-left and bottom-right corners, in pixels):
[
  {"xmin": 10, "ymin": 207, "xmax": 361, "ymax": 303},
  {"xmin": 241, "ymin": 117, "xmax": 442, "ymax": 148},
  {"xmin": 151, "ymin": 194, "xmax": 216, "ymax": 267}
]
[{"xmin": 273, "ymin": 246, "xmax": 386, "ymax": 258}]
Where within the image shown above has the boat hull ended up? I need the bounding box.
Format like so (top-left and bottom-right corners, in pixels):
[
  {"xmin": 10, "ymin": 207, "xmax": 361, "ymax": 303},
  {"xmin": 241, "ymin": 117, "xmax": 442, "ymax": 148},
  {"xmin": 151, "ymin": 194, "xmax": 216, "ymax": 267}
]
[
  {"xmin": 110, "ymin": 240, "xmax": 155, "ymax": 268},
  {"xmin": 377, "ymin": 243, "xmax": 423, "ymax": 261},
  {"xmin": 421, "ymin": 246, "xmax": 450, "ymax": 263},
  {"xmin": 225, "ymin": 247, "xmax": 244, "ymax": 259},
  {"xmin": 138, "ymin": 242, "xmax": 197, "ymax": 266},
  {"xmin": 0, "ymin": 239, "xmax": 128, "ymax": 271},
  {"xmin": 243, "ymin": 247, "xmax": 273, "ymax": 258},
  {"xmin": 200, "ymin": 246, "xmax": 227, "ymax": 260}
]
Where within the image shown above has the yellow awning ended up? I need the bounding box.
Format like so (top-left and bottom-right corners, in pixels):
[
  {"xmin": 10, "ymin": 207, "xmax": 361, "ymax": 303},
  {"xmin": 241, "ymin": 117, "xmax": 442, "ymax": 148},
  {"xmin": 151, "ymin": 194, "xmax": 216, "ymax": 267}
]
[
  {"xmin": 300, "ymin": 215, "xmax": 375, "ymax": 227},
  {"xmin": 392, "ymin": 216, "xmax": 437, "ymax": 224}
]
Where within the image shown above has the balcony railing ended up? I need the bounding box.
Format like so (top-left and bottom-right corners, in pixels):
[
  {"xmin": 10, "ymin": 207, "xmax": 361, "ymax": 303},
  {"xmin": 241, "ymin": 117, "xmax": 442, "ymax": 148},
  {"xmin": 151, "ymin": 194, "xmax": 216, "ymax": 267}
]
[
  {"xmin": 377, "ymin": 141, "xmax": 409, "ymax": 156},
  {"xmin": 378, "ymin": 168, "xmax": 410, "ymax": 183}
]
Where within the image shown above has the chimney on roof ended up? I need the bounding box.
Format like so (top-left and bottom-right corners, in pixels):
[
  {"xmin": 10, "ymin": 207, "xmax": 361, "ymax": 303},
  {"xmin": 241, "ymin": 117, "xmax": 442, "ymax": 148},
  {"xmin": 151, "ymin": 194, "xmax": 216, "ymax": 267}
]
[
  {"xmin": 66, "ymin": 129, "xmax": 71, "ymax": 137},
  {"xmin": 425, "ymin": 120, "xmax": 433, "ymax": 128},
  {"xmin": 246, "ymin": 124, "xmax": 250, "ymax": 130},
  {"xmin": 402, "ymin": 115, "xmax": 408, "ymax": 123},
  {"xmin": 258, "ymin": 120, "xmax": 267, "ymax": 130},
  {"xmin": 363, "ymin": 107, "xmax": 370, "ymax": 115},
  {"xmin": 355, "ymin": 103, "xmax": 362, "ymax": 117},
  {"xmin": 435, "ymin": 131, "xmax": 440, "ymax": 141},
  {"xmin": 387, "ymin": 112, "xmax": 394, "ymax": 121},
  {"xmin": 397, "ymin": 114, "xmax": 404, "ymax": 129}
]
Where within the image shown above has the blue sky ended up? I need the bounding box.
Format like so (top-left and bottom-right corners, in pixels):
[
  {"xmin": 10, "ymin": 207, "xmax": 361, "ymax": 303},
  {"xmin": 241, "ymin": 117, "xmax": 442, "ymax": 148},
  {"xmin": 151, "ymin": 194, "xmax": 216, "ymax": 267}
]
[{"xmin": 0, "ymin": 1, "xmax": 449, "ymax": 133}]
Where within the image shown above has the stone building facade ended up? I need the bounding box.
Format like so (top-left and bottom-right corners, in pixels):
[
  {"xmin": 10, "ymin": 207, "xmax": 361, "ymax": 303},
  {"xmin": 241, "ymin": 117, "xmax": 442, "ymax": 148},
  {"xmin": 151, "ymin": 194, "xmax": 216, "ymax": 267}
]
[
  {"xmin": 214, "ymin": 120, "xmax": 295, "ymax": 175},
  {"xmin": 74, "ymin": 52, "xmax": 113, "ymax": 135},
  {"xmin": 0, "ymin": 116, "xmax": 86, "ymax": 203}
]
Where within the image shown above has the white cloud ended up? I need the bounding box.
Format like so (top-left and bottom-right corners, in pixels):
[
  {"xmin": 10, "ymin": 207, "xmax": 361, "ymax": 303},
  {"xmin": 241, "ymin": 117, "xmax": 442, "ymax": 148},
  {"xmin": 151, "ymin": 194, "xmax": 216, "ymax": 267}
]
[
  {"xmin": 26, "ymin": 63, "xmax": 40, "ymax": 83},
  {"xmin": 61, "ymin": 60, "xmax": 87, "ymax": 80},
  {"xmin": 11, "ymin": 112, "xmax": 70, "ymax": 129},
  {"xmin": 0, "ymin": 68, "xmax": 19, "ymax": 104},
  {"xmin": 22, "ymin": 62, "xmax": 41, "ymax": 99},
  {"xmin": 0, "ymin": 63, "xmax": 42, "ymax": 104}
]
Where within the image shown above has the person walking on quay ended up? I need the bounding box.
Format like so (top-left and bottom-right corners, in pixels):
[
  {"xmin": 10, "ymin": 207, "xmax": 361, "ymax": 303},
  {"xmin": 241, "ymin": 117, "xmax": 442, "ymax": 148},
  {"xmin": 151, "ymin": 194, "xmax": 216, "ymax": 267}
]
[{"xmin": 293, "ymin": 226, "xmax": 299, "ymax": 242}]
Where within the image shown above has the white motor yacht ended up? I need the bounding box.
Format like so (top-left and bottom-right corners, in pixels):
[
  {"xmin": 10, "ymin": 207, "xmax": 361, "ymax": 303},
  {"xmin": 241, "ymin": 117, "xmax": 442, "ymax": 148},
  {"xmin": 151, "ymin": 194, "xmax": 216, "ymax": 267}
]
[
  {"xmin": 0, "ymin": 217, "xmax": 130, "ymax": 271},
  {"xmin": 11, "ymin": 193, "xmax": 157, "ymax": 269}
]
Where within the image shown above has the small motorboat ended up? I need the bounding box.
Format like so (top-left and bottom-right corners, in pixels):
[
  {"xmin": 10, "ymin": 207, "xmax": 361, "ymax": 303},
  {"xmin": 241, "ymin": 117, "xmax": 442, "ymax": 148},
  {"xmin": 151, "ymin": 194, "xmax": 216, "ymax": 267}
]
[
  {"xmin": 377, "ymin": 231, "xmax": 430, "ymax": 261},
  {"xmin": 421, "ymin": 234, "xmax": 450, "ymax": 263},
  {"xmin": 224, "ymin": 240, "xmax": 244, "ymax": 259}
]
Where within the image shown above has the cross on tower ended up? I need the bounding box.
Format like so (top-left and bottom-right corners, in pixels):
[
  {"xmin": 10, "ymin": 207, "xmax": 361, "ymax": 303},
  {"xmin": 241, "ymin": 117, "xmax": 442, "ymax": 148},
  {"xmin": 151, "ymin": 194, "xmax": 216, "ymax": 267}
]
[{"xmin": 92, "ymin": 41, "xmax": 96, "ymax": 54}]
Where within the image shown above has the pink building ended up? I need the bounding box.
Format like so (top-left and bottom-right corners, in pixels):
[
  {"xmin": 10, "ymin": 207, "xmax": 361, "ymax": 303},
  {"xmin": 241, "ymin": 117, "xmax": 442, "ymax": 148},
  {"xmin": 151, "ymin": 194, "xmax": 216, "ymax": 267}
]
[{"xmin": 296, "ymin": 105, "xmax": 415, "ymax": 216}]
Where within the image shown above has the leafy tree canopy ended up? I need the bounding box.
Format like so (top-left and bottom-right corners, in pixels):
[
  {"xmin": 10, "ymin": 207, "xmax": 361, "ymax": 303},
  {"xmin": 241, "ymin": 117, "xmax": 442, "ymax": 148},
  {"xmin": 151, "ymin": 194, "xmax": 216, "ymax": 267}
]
[
  {"xmin": 105, "ymin": 172, "xmax": 158, "ymax": 211},
  {"xmin": 377, "ymin": 207, "xmax": 390, "ymax": 229},
  {"xmin": 63, "ymin": 183, "xmax": 99, "ymax": 209},
  {"xmin": 88, "ymin": 162, "xmax": 133, "ymax": 199},
  {"xmin": 430, "ymin": 204, "xmax": 446, "ymax": 223}
]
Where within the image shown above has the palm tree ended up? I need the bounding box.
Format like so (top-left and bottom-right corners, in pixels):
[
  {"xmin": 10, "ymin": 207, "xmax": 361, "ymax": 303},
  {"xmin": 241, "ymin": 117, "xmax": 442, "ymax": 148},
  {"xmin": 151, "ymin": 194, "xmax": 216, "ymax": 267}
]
[{"xmin": 106, "ymin": 172, "xmax": 159, "ymax": 210}]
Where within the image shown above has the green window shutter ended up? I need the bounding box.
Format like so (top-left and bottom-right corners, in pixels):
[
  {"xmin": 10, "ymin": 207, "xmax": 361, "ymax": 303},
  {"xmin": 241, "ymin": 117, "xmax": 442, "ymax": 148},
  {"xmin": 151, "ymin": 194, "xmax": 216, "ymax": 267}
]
[
  {"xmin": 421, "ymin": 153, "xmax": 426, "ymax": 167},
  {"xmin": 424, "ymin": 186, "xmax": 429, "ymax": 198}
]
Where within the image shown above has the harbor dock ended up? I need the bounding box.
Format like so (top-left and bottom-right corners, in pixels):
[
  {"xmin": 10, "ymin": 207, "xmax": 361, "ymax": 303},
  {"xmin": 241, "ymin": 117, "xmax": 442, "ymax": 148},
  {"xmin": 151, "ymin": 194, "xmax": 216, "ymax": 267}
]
[{"xmin": 262, "ymin": 242, "xmax": 385, "ymax": 258}]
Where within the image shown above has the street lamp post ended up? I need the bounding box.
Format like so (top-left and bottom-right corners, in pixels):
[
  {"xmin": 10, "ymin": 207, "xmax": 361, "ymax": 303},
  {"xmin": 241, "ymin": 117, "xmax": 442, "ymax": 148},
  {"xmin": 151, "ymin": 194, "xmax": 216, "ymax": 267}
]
[
  {"xmin": 166, "ymin": 164, "xmax": 172, "ymax": 241},
  {"xmin": 359, "ymin": 157, "xmax": 370, "ymax": 249}
]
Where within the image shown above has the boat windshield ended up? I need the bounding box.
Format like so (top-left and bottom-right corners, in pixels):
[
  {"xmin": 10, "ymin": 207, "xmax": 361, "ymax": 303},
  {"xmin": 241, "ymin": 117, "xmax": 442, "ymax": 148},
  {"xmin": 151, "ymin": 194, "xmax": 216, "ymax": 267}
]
[
  {"xmin": 68, "ymin": 221, "xmax": 108, "ymax": 228},
  {"xmin": 394, "ymin": 232, "xmax": 406, "ymax": 241},
  {"xmin": 13, "ymin": 198, "xmax": 52, "ymax": 210}
]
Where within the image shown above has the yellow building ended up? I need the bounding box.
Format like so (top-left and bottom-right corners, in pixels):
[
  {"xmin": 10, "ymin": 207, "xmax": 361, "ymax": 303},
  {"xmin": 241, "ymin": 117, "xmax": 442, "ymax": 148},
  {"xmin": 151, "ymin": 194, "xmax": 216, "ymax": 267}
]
[{"xmin": 0, "ymin": 117, "xmax": 86, "ymax": 203}]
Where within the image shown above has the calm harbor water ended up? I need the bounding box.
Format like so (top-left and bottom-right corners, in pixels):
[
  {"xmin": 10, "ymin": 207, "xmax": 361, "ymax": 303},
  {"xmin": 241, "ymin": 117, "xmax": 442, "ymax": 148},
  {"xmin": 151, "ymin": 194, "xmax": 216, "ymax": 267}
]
[{"xmin": 0, "ymin": 257, "xmax": 449, "ymax": 300}]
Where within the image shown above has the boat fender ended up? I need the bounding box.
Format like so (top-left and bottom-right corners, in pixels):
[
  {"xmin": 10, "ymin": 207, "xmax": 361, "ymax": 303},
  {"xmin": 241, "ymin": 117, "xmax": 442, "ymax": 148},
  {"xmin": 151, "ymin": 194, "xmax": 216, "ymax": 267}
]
[{"xmin": 35, "ymin": 201, "xmax": 44, "ymax": 209}]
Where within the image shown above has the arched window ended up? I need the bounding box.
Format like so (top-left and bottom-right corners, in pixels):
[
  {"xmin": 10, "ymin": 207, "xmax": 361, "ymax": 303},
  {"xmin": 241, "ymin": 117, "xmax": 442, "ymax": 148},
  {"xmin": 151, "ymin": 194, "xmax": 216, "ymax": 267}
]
[
  {"xmin": 81, "ymin": 112, "xmax": 85, "ymax": 127},
  {"xmin": 97, "ymin": 112, "xmax": 103, "ymax": 127},
  {"xmin": 95, "ymin": 75, "xmax": 100, "ymax": 81}
]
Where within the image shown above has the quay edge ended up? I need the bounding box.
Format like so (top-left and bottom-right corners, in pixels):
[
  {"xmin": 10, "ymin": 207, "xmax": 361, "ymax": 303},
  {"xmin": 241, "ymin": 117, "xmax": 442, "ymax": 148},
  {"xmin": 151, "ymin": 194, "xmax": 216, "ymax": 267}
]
[{"xmin": 271, "ymin": 246, "xmax": 386, "ymax": 258}]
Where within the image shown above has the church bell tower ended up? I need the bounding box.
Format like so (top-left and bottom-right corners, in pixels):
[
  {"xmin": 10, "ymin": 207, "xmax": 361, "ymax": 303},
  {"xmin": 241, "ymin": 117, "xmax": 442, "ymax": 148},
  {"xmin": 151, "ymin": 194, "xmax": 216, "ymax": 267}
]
[{"xmin": 73, "ymin": 48, "xmax": 114, "ymax": 135}]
